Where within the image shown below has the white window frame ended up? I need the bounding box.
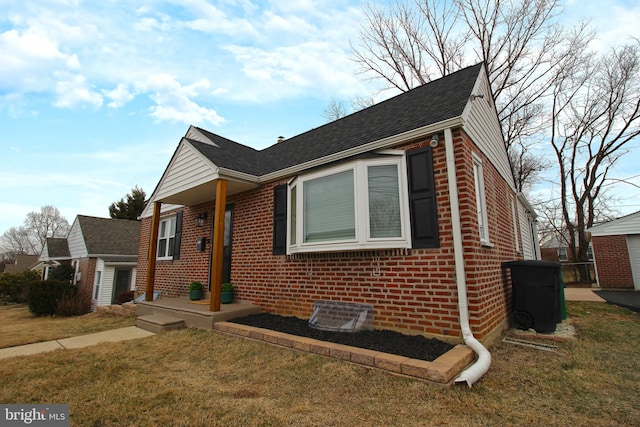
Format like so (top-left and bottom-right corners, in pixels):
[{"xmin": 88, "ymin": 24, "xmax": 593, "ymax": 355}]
[
  {"xmin": 558, "ymin": 247, "xmax": 568, "ymax": 262},
  {"xmin": 287, "ymin": 156, "xmax": 411, "ymax": 254},
  {"xmin": 473, "ymin": 153, "xmax": 491, "ymax": 246},
  {"xmin": 157, "ymin": 216, "xmax": 176, "ymax": 260}
]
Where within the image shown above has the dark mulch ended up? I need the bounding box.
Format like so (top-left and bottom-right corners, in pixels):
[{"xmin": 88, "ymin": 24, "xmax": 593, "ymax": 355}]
[{"xmin": 229, "ymin": 313, "xmax": 454, "ymax": 362}]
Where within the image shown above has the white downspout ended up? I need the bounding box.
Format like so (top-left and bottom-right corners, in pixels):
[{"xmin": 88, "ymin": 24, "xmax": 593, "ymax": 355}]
[{"xmin": 443, "ymin": 128, "xmax": 492, "ymax": 387}]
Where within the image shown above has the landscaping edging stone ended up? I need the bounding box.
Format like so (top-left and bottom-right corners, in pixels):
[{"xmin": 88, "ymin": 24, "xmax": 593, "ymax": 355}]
[{"xmin": 214, "ymin": 321, "xmax": 475, "ymax": 385}]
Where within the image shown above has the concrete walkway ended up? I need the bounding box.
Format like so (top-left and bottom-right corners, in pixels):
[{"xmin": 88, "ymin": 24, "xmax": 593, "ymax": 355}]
[
  {"xmin": 0, "ymin": 326, "xmax": 155, "ymax": 360},
  {"xmin": 564, "ymin": 287, "xmax": 606, "ymax": 302}
]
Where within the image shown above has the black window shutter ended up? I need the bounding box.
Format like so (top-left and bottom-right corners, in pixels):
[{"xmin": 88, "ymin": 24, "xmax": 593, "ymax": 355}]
[
  {"xmin": 173, "ymin": 210, "xmax": 183, "ymax": 259},
  {"xmin": 273, "ymin": 185, "xmax": 287, "ymax": 255},
  {"xmin": 407, "ymin": 147, "xmax": 439, "ymax": 248}
]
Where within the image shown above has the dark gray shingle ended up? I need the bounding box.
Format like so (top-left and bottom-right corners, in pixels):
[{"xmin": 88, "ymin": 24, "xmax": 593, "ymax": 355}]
[
  {"xmin": 191, "ymin": 63, "xmax": 482, "ymax": 176},
  {"xmin": 77, "ymin": 216, "xmax": 141, "ymax": 255}
]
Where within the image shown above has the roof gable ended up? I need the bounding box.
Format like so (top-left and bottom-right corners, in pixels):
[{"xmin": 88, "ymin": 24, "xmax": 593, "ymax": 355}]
[
  {"xmin": 76, "ymin": 216, "xmax": 141, "ymax": 256},
  {"xmin": 42, "ymin": 238, "xmax": 70, "ymax": 259},
  {"xmin": 144, "ymin": 63, "xmax": 499, "ymax": 212},
  {"xmin": 192, "ymin": 63, "xmax": 483, "ymax": 177}
]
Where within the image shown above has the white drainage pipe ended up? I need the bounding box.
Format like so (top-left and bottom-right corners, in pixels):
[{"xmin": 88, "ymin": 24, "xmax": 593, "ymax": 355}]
[{"xmin": 443, "ymin": 128, "xmax": 492, "ymax": 387}]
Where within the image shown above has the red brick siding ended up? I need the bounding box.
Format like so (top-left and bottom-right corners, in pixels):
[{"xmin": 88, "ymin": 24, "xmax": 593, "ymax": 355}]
[
  {"xmin": 592, "ymin": 235, "xmax": 634, "ymax": 289},
  {"xmin": 75, "ymin": 258, "xmax": 96, "ymax": 305},
  {"xmin": 136, "ymin": 129, "xmax": 521, "ymax": 340},
  {"xmin": 137, "ymin": 206, "xmax": 216, "ymax": 296}
]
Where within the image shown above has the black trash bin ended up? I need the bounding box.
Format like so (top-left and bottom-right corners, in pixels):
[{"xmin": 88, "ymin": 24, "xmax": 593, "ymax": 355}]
[{"xmin": 503, "ymin": 260, "xmax": 562, "ymax": 333}]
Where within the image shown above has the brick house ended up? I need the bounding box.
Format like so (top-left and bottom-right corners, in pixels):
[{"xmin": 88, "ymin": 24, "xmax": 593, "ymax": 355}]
[
  {"xmin": 136, "ymin": 63, "xmax": 538, "ymax": 353},
  {"xmin": 37, "ymin": 215, "xmax": 141, "ymax": 308},
  {"xmin": 588, "ymin": 210, "xmax": 640, "ymax": 289}
]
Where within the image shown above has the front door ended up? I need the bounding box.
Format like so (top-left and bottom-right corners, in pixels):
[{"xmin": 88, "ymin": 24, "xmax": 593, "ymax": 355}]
[
  {"xmin": 209, "ymin": 205, "xmax": 234, "ymax": 290},
  {"xmin": 112, "ymin": 268, "xmax": 132, "ymax": 303}
]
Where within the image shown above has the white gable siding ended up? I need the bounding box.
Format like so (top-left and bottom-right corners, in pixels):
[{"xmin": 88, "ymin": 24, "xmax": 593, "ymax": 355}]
[
  {"xmin": 67, "ymin": 219, "xmax": 88, "ymax": 258},
  {"xmin": 589, "ymin": 211, "xmax": 640, "ymax": 236},
  {"xmin": 39, "ymin": 244, "xmax": 50, "ymax": 261},
  {"xmin": 155, "ymin": 141, "xmax": 217, "ymax": 201},
  {"xmin": 461, "ymin": 70, "xmax": 515, "ymax": 191}
]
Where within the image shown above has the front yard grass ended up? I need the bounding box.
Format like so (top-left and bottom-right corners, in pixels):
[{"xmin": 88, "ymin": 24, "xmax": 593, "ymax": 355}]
[
  {"xmin": 1, "ymin": 301, "xmax": 639, "ymax": 426},
  {"xmin": 0, "ymin": 304, "xmax": 136, "ymax": 349}
]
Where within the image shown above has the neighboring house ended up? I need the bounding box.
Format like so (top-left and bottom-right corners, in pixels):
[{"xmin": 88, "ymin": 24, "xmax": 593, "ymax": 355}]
[
  {"xmin": 37, "ymin": 215, "xmax": 142, "ymax": 308},
  {"xmin": 33, "ymin": 237, "xmax": 71, "ymax": 280},
  {"xmin": 540, "ymin": 232, "xmax": 593, "ymax": 263},
  {"xmin": 588, "ymin": 210, "xmax": 640, "ymax": 290},
  {"xmin": 2, "ymin": 254, "xmax": 39, "ymax": 275},
  {"xmin": 136, "ymin": 63, "xmax": 538, "ymax": 345}
]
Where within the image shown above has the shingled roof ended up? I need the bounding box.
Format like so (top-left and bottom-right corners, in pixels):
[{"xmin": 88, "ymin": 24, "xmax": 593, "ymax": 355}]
[
  {"xmin": 189, "ymin": 63, "xmax": 483, "ymax": 176},
  {"xmin": 76, "ymin": 216, "xmax": 141, "ymax": 255},
  {"xmin": 45, "ymin": 237, "xmax": 70, "ymax": 258}
]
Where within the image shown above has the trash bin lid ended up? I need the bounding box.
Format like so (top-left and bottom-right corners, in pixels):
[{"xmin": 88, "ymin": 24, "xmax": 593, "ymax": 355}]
[{"xmin": 502, "ymin": 260, "xmax": 561, "ymax": 269}]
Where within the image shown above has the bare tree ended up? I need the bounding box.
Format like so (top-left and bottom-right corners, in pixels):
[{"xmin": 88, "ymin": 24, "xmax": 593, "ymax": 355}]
[
  {"xmin": 322, "ymin": 99, "xmax": 350, "ymax": 122},
  {"xmin": 549, "ymin": 42, "xmax": 640, "ymax": 274},
  {"xmin": 1, "ymin": 206, "xmax": 70, "ymax": 255},
  {"xmin": 350, "ymin": 0, "xmax": 594, "ymax": 191}
]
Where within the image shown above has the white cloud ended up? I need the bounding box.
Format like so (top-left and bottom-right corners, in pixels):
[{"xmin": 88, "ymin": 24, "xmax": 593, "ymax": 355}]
[
  {"xmin": 141, "ymin": 74, "xmax": 225, "ymax": 126},
  {"xmin": 105, "ymin": 84, "xmax": 135, "ymax": 109},
  {"xmin": 175, "ymin": 0, "xmax": 259, "ymax": 38},
  {"xmin": 0, "ymin": 28, "xmax": 70, "ymax": 92},
  {"xmin": 54, "ymin": 74, "xmax": 103, "ymax": 108},
  {"xmin": 224, "ymin": 41, "xmax": 365, "ymax": 101},
  {"xmin": 591, "ymin": 4, "xmax": 640, "ymax": 52}
]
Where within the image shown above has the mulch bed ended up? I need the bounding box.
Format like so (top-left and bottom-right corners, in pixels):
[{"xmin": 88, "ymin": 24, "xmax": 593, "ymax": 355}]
[{"xmin": 229, "ymin": 313, "xmax": 454, "ymax": 362}]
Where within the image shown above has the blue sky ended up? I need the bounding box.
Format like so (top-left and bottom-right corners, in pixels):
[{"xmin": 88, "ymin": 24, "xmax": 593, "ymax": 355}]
[{"xmin": 1, "ymin": 0, "xmax": 639, "ymax": 244}]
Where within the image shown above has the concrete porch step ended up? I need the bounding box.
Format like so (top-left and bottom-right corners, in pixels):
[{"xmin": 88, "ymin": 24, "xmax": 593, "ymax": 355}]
[{"xmin": 136, "ymin": 314, "xmax": 186, "ymax": 333}]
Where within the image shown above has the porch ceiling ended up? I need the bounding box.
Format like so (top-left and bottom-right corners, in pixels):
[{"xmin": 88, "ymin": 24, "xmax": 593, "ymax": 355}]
[{"xmin": 158, "ymin": 179, "xmax": 258, "ymax": 206}]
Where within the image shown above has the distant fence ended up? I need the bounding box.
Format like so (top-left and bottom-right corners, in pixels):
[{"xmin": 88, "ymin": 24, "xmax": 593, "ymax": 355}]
[{"xmin": 561, "ymin": 262, "xmax": 596, "ymax": 285}]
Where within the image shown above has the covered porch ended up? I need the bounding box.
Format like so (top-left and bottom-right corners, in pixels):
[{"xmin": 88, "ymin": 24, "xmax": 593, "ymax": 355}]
[{"xmin": 141, "ymin": 129, "xmax": 261, "ymax": 313}]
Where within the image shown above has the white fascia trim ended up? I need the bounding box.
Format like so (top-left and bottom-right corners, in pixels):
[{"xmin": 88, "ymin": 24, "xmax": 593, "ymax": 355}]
[
  {"xmin": 216, "ymin": 167, "xmax": 261, "ymax": 185},
  {"xmin": 517, "ymin": 193, "xmax": 538, "ymax": 219},
  {"xmin": 259, "ymin": 117, "xmax": 463, "ymax": 183}
]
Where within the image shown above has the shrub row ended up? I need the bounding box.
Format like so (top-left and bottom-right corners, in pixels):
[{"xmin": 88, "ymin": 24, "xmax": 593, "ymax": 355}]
[
  {"xmin": 0, "ymin": 270, "xmax": 40, "ymax": 304},
  {"xmin": 28, "ymin": 280, "xmax": 79, "ymax": 315}
]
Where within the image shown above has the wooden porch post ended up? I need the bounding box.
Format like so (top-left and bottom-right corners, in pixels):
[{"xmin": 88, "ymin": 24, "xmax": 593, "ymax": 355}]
[
  {"xmin": 145, "ymin": 201, "xmax": 161, "ymax": 301},
  {"xmin": 210, "ymin": 179, "xmax": 227, "ymax": 312}
]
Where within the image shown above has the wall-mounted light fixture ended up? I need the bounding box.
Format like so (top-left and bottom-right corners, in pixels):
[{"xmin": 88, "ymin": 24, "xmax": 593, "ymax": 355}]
[
  {"xmin": 470, "ymin": 94, "xmax": 485, "ymax": 101},
  {"xmin": 429, "ymin": 134, "xmax": 439, "ymax": 148},
  {"xmin": 196, "ymin": 212, "xmax": 208, "ymax": 227}
]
